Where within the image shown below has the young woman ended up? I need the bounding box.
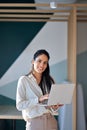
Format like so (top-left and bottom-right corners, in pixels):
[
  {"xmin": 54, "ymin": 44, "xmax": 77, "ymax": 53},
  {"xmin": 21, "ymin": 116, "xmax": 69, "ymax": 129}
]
[{"xmin": 16, "ymin": 49, "xmax": 60, "ymax": 130}]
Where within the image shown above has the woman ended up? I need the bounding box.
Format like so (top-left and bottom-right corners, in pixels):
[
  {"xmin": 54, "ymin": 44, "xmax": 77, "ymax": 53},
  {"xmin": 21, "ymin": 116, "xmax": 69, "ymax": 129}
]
[{"xmin": 16, "ymin": 49, "xmax": 61, "ymax": 130}]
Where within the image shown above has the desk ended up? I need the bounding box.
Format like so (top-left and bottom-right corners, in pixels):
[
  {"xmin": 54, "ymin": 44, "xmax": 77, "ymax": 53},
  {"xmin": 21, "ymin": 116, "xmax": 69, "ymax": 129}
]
[{"xmin": 0, "ymin": 105, "xmax": 23, "ymax": 130}]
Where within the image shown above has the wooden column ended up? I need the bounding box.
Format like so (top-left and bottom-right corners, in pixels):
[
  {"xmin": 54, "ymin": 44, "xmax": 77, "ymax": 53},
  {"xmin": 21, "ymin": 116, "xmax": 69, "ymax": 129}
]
[{"xmin": 68, "ymin": 7, "xmax": 77, "ymax": 130}]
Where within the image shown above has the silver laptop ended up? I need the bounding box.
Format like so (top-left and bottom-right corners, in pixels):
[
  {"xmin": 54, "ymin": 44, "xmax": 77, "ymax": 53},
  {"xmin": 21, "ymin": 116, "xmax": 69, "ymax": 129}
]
[{"xmin": 39, "ymin": 83, "xmax": 75, "ymax": 106}]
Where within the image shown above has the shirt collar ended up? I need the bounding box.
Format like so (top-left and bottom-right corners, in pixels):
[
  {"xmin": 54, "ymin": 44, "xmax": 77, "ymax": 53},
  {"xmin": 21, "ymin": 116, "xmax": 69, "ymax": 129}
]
[{"xmin": 28, "ymin": 73, "xmax": 37, "ymax": 82}]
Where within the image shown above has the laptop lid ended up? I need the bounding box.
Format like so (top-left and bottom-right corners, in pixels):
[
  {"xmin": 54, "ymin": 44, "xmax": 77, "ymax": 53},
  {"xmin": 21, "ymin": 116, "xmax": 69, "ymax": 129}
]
[{"xmin": 47, "ymin": 83, "xmax": 75, "ymax": 105}]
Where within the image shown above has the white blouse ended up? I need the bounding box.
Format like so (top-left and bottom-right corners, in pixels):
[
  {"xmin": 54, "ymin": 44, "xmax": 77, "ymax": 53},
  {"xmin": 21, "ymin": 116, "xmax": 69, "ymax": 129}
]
[{"xmin": 16, "ymin": 73, "xmax": 58, "ymax": 120}]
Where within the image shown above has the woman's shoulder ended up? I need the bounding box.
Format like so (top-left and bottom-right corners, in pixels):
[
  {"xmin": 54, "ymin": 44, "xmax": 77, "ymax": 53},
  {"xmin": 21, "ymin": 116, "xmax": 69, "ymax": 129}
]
[
  {"xmin": 18, "ymin": 73, "xmax": 33, "ymax": 81},
  {"xmin": 18, "ymin": 75, "xmax": 27, "ymax": 82},
  {"xmin": 18, "ymin": 73, "xmax": 34, "ymax": 84}
]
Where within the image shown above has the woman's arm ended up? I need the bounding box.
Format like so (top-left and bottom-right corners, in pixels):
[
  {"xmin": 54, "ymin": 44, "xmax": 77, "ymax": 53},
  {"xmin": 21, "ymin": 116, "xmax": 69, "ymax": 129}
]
[{"xmin": 16, "ymin": 77, "xmax": 38, "ymax": 111}]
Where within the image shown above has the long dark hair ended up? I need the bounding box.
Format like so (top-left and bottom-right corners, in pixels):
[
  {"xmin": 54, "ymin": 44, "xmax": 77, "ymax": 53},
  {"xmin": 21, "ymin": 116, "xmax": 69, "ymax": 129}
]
[{"xmin": 33, "ymin": 49, "xmax": 54, "ymax": 95}]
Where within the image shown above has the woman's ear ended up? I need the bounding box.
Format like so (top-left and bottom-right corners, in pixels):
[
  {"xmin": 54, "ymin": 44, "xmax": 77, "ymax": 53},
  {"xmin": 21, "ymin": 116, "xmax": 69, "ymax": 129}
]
[{"xmin": 32, "ymin": 59, "xmax": 34, "ymax": 65}]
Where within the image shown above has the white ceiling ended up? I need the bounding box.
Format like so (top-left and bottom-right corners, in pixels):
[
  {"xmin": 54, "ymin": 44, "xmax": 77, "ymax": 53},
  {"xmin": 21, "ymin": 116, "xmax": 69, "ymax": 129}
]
[
  {"xmin": 35, "ymin": 0, "xmax": 87, "ymax": 4},
  {"xmin": 34, "ymin": 0, "xmax": 77, "ymax": 10},
  {"xmin": 35, "ymin": 0, "xmax": 77, "ymax": 4}
]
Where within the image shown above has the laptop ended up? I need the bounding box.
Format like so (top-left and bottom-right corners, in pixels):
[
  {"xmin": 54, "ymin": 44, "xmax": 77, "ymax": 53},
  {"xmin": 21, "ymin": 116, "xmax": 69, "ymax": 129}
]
[{"xmin": 39, "ymin": 83, "xmax": 75, "ymax": 106}]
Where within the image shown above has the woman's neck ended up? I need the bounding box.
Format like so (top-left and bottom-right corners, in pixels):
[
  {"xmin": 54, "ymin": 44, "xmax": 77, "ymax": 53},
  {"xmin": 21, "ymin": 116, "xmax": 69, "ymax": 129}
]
[{"xmin": 32, "ymin": 71, "xmax": 42, "ymax": 85}]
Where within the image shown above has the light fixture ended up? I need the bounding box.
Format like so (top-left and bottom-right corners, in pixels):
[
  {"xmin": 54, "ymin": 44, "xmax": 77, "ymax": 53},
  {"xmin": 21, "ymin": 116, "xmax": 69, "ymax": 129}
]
[{"xmin": 50, "ymin": 2, "xmax": 57, "ymax": 9}]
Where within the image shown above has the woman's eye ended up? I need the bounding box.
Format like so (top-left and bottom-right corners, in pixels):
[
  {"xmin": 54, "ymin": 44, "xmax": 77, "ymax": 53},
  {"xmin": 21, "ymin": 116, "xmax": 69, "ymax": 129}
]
[
  {"xmin": 43, "ymin": 62, "xmax": 47, "ymax": 65},
  {"xmin": 38, "ymin": 60, "xmax": 41, "ymax": 63},
  {"xmin": 36, "ymin": 59, "xmax": 41, "ymax": 63},
  {"xmin": 35, "ymin": 59, "xmax": 48, "ymax": 65}
]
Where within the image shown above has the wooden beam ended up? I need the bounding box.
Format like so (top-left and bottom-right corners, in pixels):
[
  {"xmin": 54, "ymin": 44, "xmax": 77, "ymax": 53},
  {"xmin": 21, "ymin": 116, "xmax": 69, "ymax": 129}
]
[
  {"xmin": 0, "ymin": 3, "xmax": 87, "ymax": 7},
  {"xmin": 68, "ymin": 7, "xmax": 77, "ymax": 130},
  {"xmin": 0, "ymin": 9, "xmax": 70, "ymax": 13},
  {"xmin": 0, "ymin": 14, "xmax": 69, "ymax": 18},
  {"xmin": 0, "ymin": 18, "xmax": 68, "ymax": 22}
]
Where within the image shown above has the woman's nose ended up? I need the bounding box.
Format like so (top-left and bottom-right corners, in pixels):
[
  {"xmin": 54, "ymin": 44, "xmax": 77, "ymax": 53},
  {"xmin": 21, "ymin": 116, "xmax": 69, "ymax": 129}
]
[{"xmin": 40, "ymin": 62, "xmax": 44, "ymax": 67}]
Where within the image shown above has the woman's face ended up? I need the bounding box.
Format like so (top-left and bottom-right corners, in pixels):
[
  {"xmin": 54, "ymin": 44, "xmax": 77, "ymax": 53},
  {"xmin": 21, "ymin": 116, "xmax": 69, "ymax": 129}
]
[{"xmin": 32, "ymin": 54, "xmax": 49, "ymax": 74}]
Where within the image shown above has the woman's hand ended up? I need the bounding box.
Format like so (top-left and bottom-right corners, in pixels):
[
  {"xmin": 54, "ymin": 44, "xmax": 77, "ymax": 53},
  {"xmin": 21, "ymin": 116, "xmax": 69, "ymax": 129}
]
[
  {"xmin": 51, "ymin": 104, "xmax": 59, "ymax": 110},
  {"xmin": 47, "ymin": 104, "xmax": 64, "ymax": 111},
  {"xmin": 39, "ymin": 94, "xmax": 49, "ymax": 103},
  {"xmin": 52, "ymin": 104, "xmax": 64, "ymax": 110}
]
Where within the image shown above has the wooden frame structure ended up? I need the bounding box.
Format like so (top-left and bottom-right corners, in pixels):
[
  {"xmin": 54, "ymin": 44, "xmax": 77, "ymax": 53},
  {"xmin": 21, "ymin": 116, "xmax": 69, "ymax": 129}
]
[
  {"xmin": 0, "ymin": 3, "xmax": 87, "ymax": 130},
  {"xmin": 0, "ymin": 3, "xmax": 87, "ymax": 22}
]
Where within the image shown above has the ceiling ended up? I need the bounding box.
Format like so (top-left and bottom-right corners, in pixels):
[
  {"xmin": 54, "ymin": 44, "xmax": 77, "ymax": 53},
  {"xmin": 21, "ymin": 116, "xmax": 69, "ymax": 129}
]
[
  {"xmin": 0, "ymin": 0, "xmax": 87, "ymax": 22},
  {"xmin": 35, "ymin": 0, "xmax": 77, "ymax": 4}
]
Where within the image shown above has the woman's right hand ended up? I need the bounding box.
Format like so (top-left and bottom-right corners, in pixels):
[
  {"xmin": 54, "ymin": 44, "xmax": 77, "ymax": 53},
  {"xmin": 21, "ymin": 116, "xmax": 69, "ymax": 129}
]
[{"xmin": 39, "ymin": 94, "xmax": 49, "ymax": 103}]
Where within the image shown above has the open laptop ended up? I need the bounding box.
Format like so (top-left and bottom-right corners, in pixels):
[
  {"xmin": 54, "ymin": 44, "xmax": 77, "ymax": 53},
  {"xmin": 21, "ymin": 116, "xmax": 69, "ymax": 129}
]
[{"xmin": 39, "ymin": 83, "xmax": 75, "ymax": 106}]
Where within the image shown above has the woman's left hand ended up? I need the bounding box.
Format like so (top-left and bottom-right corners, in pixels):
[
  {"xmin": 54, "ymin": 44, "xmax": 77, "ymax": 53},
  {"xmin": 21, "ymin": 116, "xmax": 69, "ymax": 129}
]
[
  {"xmin": 51, "ymin": 104, "xmax": 60, "ymax": 111},
  {"xmin": 47, "ymin": 104, "xmax": 64, "ymax": 111},
  {"xmin": 46, "ymin": 104, "xmax": 64, "ymax": 111}
]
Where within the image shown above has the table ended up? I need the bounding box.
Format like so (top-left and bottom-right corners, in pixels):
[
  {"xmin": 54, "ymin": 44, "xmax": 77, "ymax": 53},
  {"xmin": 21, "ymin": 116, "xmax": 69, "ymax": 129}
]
[{"xmin": 0, "ymin": 105, "xmax": 23, "ymax": 130}]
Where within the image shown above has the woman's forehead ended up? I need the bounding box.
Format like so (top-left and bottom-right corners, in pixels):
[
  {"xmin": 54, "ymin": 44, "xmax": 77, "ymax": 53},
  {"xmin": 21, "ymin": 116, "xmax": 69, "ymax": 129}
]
[{"xmin": 35, "ymin": 54, "xmax": 49, "ymax": 61}]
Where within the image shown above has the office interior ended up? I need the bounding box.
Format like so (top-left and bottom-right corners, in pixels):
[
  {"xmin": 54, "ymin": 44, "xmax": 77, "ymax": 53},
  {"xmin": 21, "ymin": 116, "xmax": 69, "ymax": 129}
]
[{"xmin": 0, "ymin": 0, "xmax": 87, "ymax": 130}]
